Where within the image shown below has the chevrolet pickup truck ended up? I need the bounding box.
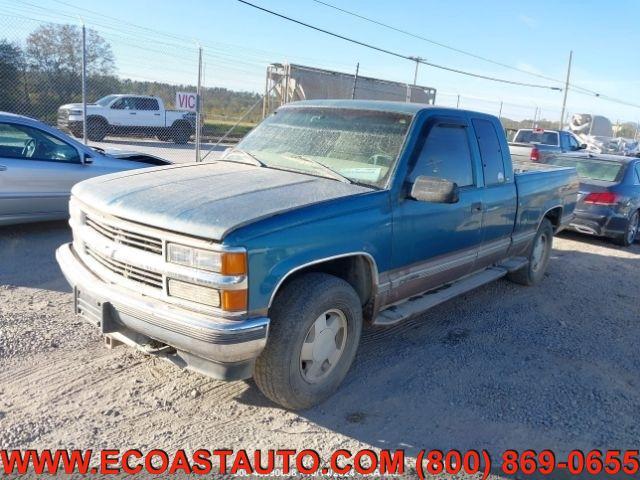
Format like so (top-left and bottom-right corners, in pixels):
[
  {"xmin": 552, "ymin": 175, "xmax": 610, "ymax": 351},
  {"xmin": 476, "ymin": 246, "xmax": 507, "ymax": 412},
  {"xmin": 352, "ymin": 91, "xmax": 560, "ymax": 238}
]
[
  {"xmin": 58, "ymin": 95, "xmax": 195, "ymax": 144},
  {"xmin": 509, "ymin": 128, "xmax": 587, "ymax": 163},
  {"xmin": 56, "ymin": 100, "xmax": 578, "ymax": 409}
]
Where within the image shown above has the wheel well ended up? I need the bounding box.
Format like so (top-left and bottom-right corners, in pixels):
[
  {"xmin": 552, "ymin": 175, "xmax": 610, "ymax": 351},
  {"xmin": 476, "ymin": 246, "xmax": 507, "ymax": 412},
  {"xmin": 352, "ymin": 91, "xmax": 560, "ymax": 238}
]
[
  {"xmin": 87, "ymin": 115, "xmax": 108, "ymax": 125},
  {"xmin": 272, "ymin": 255, "xmax": 376, "ymax": 315},
  {"xmin": 171, "ymin": 119, "xmax": 192, "ymax": 130},
  {"xmin": 544, "ymin": 206, "xmax": 562, "ymax": 231}
]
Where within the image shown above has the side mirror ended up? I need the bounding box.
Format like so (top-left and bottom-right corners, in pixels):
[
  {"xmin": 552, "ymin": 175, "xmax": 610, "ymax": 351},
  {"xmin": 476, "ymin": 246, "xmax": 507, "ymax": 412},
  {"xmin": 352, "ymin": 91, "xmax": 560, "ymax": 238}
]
[
  {"xmin": 409, "ymin": 175, "xmax": 459, "ymax": 203},
  {"xmin": 579, "ymin": 143, "xmax": 588, "ymax": 150},
  {"xmin": 81, "ymin": 152, "xmax": 93, "ymax": 165}
]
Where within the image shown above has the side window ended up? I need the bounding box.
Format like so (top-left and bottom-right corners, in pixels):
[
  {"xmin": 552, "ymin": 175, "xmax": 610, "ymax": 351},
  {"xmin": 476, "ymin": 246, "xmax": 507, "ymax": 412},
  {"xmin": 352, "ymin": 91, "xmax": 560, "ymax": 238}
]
[
  {"xmin": 635, "ymin": 164, "xmax": 640, "ymax": 184},
  {"xmin": 135, "ymin": 98, "xmax": 159, "ymax": 110},
  {"xmin": 409, "ymin": 123, "xmax": 474, "ymax": 187},
  {"xmin": 0, "ymin": 122, "xmax": 80, "ymax": 163},
  {"xmin": 111, "ymin": 97, "xmax": 136, "ymax": 110},
  {"xmin": 472, "ymin": 118, "xmax": 505, "ymax": 185},
  {"xmin": 568, "ymin": 135, "xmax": 580, "ymax": 150}
]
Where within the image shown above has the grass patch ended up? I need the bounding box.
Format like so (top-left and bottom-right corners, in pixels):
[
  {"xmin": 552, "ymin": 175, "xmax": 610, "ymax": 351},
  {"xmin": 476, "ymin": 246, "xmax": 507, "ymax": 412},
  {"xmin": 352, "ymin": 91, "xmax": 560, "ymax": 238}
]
[{"xmin": 203, "ymin": 118, "xmax": 257, "ymax": 138}]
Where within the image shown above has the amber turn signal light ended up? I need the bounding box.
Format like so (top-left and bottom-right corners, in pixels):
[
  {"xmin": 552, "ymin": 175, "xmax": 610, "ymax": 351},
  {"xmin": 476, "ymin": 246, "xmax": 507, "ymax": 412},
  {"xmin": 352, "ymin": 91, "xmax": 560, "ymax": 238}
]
[
  {"xmin": 221, "ymin": 252, "xmax": 247, "ymax": 275},
  {"xmin": 222, "ymin": 289, "xmax": 247, "ymax": 311}
]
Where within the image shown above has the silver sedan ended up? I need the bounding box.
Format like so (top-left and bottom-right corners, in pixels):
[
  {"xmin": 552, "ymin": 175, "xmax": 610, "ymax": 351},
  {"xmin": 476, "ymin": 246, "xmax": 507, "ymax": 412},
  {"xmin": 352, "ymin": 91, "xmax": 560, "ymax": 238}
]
[{"xmin": 0, "ymin": 112, "xmax": 171, "ymax": 226}]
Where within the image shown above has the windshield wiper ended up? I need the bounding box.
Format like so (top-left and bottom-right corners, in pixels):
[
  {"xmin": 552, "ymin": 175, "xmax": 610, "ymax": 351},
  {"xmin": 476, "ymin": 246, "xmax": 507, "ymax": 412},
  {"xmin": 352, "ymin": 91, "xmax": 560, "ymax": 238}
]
[
  {"xmin": 284, "ymin": 153, "xmax": 352, "ymax": 184},
  {"xmin": 218, "ymin": 148, "xmax": 266, "ymax": 167}
]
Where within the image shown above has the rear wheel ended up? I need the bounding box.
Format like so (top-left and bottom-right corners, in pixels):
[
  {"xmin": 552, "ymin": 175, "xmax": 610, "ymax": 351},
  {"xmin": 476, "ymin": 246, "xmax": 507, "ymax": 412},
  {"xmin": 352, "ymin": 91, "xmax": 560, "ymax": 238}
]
[
  {"xmin": 614, "ymin": 210, "xmax": 639, "ymax": 247},
  {"xmin": 253, "ymin": 273, "xmax": 362, "ymax": 410},
  {"xmin": 507, "ymin": 218, "xmax": 553, "ymax": 286},
  {"xmin": 171, "ymin": 123, "xmax": 192, "ymax": 144}
]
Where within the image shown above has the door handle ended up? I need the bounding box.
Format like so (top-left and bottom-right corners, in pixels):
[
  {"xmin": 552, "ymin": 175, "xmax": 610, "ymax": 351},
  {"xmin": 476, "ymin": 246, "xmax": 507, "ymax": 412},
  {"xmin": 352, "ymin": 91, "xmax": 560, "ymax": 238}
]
[
  {"xmin": 129, "ymin": 112, "xmax": 137, "ymax": 115},
  {"xmin": 471, "ymin": 202, "xmax": 483, "ymax": 212},
  {"xmin": 0, "ymin": 165, "xmax": 7, "ymax": 171}
]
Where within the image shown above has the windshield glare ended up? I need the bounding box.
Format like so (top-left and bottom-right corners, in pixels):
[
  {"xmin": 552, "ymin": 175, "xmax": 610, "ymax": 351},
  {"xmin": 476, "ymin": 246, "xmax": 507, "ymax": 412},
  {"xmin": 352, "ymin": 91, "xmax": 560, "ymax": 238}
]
[
  {"xmin": 232, "ymin": 107, "xmax": 412, "ymax": 187},
  {"xmin": 95, "ymin": 95, "xmax": 118, "ymax": 106},
  {"xmin": 549, "ymin": 156, "xmax": 623, "ymax": 182}
]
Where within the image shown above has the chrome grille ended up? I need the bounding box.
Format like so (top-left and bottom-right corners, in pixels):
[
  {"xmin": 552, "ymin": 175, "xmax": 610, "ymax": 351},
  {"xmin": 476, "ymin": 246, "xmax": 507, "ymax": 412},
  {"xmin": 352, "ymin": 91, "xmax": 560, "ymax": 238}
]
[
  {"xmin": 85, "ymin": 244, "xmax": 163, "ymax": 289},
  {"xmin": 86, "ymin": 215, "xmax": 163, "ymax": 255}
]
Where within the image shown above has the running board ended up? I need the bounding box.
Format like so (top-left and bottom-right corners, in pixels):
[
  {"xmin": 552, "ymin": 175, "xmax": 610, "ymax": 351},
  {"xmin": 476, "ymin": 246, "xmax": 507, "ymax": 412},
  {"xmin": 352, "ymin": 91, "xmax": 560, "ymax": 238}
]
[{"xmin": 373, "ymin": 267, "xmax": 509, "ymax": 326}]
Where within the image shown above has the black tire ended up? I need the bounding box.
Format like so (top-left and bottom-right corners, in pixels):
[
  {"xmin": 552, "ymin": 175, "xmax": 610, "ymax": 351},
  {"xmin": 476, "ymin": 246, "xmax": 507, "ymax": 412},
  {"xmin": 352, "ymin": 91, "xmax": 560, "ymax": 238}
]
[
  {"xmin": 155, "ymin": 133, "xmax": 172, "ymax": 142},
  {"xmin": 87, "ymin": 117, "xmax": 109, "ymax": 142},
  {"xmin": 507, "ymin": 218, "xmax": 554, "ymax": 286},
  {"xmin": 70, "ymin": 129, "xmax": 82, "ymax": 138},
  {"xmin": 171, "ymin": 123, "xmax": 192, "ymax": 144},
  {"xmin": 613, "ymin": 210, "xmax": 639, "ymax": 247},
  {"xmin": 254, "ymin": 272, "xmax": 362, "ymax": 410}
]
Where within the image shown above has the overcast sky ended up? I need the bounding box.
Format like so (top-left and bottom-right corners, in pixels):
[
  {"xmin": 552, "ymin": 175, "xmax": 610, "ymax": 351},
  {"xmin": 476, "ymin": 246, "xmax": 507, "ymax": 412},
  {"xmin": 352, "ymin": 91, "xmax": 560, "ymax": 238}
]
[{"xmin": 1, "ymin": 0, "xmax": 639, "ymax": 123}]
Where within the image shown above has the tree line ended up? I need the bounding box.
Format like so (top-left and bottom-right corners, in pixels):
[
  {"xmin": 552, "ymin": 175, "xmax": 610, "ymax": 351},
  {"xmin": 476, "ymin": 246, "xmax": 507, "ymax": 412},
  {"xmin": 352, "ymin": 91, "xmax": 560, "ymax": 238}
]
[{"xmin": 0, "ymin": 23, "xmax": 264, "ymax": 126}]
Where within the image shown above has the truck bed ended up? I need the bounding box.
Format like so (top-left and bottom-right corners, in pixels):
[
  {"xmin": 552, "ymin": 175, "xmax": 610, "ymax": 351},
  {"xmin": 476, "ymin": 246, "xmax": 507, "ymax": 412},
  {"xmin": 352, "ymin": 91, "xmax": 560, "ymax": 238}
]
[{"xmin": 512, "ymin": 160, "xmax": 578, "ymax": 236}]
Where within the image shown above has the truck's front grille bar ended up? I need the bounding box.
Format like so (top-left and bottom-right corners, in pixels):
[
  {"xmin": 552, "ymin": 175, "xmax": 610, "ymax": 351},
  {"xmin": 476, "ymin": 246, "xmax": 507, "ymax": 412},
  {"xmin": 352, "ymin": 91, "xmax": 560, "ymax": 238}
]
[
  {"xmin": 85, "ymin": 244, "xmax": 163, "ymax": 289},
  {"xmin": 86, "ymin": 215, "xmax": 163, "ymax": 255}
]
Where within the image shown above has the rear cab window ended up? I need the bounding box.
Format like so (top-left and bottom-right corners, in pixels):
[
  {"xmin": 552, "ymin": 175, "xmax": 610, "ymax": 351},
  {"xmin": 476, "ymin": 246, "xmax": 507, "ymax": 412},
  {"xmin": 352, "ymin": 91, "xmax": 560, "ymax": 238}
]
[
  {"xmin": 514, "ymin": 130, "xmax": 559, "ymax": 146},
  {"xmin": 472, "ymin": 118, "xmax": 506, "ymax": 185},
  {"xmin": 548, "ymin": 156, "xmax": 624, "ymax": 182}
]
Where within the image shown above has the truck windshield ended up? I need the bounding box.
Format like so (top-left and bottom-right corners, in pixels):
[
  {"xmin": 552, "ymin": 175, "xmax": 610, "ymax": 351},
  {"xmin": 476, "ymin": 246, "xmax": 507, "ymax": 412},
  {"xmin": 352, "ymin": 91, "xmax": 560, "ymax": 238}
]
[
  {"xmin": 233, "ymin": 107, "xmax": 412, "ymax": 188},
  {"xmin": 548, "ymin": 157, "xmax": 623, "ymax": 182},
  {"xmin": 95, "ymin": 95, "xmax": 118, "ymax": 106},
  {"xmin": 514, "ymin": 130, "xmax": 559, "ymax": 146}
]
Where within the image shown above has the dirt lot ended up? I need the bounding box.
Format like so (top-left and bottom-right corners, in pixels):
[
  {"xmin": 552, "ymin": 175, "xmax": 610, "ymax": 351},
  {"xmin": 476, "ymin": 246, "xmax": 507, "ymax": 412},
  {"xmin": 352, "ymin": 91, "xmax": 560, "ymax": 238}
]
[{"xmin": 1, "ymin": 221, "xmax": 639, "ymax": 477}]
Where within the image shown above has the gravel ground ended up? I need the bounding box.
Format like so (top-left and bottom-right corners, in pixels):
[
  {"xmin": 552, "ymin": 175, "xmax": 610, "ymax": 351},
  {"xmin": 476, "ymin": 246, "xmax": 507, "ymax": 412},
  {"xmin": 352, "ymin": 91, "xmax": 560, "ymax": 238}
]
[{"xmin": 1, "ymin": 221, "xmax": 639, "ymax": 478}]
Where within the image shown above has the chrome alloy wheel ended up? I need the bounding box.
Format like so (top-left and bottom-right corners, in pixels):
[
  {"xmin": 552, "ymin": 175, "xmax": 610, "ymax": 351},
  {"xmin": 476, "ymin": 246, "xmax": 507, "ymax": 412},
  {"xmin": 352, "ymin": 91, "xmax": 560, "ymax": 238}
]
[
  {"xmin": 531, "ymin": 231, "xmax": 548, "ymax": 273},
  {"xmin": 299, "ymin": 309, "xmax": 348, "ymax": 384}
]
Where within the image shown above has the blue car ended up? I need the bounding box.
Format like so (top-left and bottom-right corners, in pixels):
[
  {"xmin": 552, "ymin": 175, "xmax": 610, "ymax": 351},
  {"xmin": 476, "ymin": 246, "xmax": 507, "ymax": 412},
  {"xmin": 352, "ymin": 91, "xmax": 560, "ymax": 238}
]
[{"xmin": 548, "ymin": 153, "xmax": 640, "ymax": 246}]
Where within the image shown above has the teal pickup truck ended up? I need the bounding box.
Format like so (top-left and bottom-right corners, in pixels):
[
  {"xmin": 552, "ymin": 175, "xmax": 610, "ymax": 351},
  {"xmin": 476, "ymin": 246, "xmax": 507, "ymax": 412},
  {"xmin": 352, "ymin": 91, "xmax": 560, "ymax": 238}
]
[{"xmin": 56, "ymin": 100, "xmax": 578, "ymax": 409}]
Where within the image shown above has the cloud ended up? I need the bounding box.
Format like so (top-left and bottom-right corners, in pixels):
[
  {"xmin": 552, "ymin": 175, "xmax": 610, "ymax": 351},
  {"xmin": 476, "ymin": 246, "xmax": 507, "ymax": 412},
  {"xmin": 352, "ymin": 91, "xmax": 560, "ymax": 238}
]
[{"xmin": 518, "ymin": 14, "xmax": 537, "ymax": 28}]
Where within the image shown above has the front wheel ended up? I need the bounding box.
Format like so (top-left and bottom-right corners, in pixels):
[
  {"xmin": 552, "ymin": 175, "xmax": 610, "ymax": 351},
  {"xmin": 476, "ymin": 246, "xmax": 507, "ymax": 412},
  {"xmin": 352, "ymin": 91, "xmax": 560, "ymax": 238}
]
[
  {"xmin": 613, "ymin": 210, "xmax": 639, "ymax": 247},
  {"xmin": 507, "ymin": 218, "xmax": 554, "ymax": 286},
  {"xmin": 254, "ymin": 273, "xmax": 362, "ymax": 410}
]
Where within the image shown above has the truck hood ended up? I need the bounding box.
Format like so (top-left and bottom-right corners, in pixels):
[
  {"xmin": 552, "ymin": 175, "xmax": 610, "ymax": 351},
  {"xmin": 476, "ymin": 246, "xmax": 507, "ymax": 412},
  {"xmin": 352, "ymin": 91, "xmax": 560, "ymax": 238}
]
[{"xmin": 72, "ymin": 161, "xmax": 371, "ymax": 241}]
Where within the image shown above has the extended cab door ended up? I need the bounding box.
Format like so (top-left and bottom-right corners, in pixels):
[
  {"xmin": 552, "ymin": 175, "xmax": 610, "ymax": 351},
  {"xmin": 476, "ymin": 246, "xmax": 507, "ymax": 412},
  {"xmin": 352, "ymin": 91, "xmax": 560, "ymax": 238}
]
[
  {"xmin": 389, "ymin": 115, "xmax": 484, "ymax": 302},
  {"xmin": 470, "ymin": 117, "xmax": 517, "ymax": 267},
  {"xmin": 133, "ymin": 97, "xmax": 164, "ymax": 127}
]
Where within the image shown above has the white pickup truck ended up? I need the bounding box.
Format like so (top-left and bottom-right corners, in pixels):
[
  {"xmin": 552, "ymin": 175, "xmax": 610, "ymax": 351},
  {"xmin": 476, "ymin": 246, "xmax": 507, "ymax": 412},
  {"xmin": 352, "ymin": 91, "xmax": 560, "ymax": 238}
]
[{"xmin": 58, "ymin": 94, "xmax": 196, "ymax": 144}]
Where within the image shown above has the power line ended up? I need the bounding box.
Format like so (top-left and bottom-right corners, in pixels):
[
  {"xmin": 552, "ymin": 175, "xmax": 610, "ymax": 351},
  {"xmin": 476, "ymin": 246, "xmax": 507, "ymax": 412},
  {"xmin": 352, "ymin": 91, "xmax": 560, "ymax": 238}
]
[
  {"xmin": 311, "ymin": 0, "xmax": 565, "ymax": 86},
  {"xmin": 235, "ymin": 0, "xmax": 561, "ymax": 91},
  {"xmin": 310, "ymin": 0, "xmax": 640, "ymax": 110}
]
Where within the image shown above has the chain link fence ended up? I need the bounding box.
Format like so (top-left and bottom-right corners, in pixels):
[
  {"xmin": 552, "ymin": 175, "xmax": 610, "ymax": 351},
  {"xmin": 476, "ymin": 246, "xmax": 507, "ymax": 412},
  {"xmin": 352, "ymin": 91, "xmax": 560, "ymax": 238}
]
[{"xmin": 2, "ymin": 11, "xmax": 623, "ymax": 165}]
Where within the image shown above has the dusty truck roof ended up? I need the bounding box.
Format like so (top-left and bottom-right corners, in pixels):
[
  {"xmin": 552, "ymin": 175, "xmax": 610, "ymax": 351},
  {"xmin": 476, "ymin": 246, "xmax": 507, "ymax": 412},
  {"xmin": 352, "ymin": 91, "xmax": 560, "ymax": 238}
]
[
  {"xmin": 280, "ymin": 99, "xmax": 435, "ymax": 115},
  {"xmin": 280, "ymin": 99, "xmax": 500, "ymax": 120}
]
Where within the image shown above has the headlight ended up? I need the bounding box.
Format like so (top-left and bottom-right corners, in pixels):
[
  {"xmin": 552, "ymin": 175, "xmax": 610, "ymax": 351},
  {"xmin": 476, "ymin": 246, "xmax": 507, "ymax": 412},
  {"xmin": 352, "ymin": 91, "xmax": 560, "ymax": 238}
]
[
  {"xmin": 69, "ymin": 109, "xmax": 83, "ymax": 115},
  {"xmin": 167, "ymin": 243, "xmax": 246, "ymax": 275}
]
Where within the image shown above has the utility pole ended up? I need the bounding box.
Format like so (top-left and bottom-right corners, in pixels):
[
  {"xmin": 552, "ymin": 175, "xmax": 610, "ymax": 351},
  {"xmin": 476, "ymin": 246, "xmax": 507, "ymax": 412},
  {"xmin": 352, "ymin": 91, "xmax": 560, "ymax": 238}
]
[
  {"xmin": 559, "ymin": 50, "xmax": 573, "ymax": 130},
  {"xmin": 81, "ymin": 23, "xmax": 87, "ymax": 145},
  {"xmin": 195, "ymin": 45, "xmax": 203, "ymax": 162},
  {"xmin": 351, "ymin": 62, "xmax": 359, "ymax": 100},
  {"xmin": 498, "ymin": 101, "xmax": 503, "ymax": 119},
  {"xmin": 406, "ymin": 56, "xmax": 423, "ymax": 102}
]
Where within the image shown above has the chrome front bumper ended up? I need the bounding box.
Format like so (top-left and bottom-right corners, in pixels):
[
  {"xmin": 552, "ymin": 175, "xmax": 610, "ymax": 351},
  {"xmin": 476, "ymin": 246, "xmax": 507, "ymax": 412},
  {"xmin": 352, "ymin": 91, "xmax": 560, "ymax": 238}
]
[{"xmin": 56, "ymin": 243, "xmax": 269, "ymax": 380}]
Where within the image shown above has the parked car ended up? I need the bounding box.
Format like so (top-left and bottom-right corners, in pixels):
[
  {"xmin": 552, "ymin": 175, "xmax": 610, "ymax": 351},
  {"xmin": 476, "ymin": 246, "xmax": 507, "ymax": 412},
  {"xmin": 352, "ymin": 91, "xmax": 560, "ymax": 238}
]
[
  {"xmin": 56, "ymin": 100, "xmax": 578, "ymax": 409},
  {"xmin": 0, "ymin": 112, "xmax": 171, "ymax": 226},
  {"xmin": 547, "ymin": 153, "xmax": 640, "ymax": 246},
  {"xmin": 57, "ymin": 95, "xmax": 196, "ymax": 144},
  {"xmin": 509, "ymin": 128, "xmax": 586, "ymax": 163}
]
